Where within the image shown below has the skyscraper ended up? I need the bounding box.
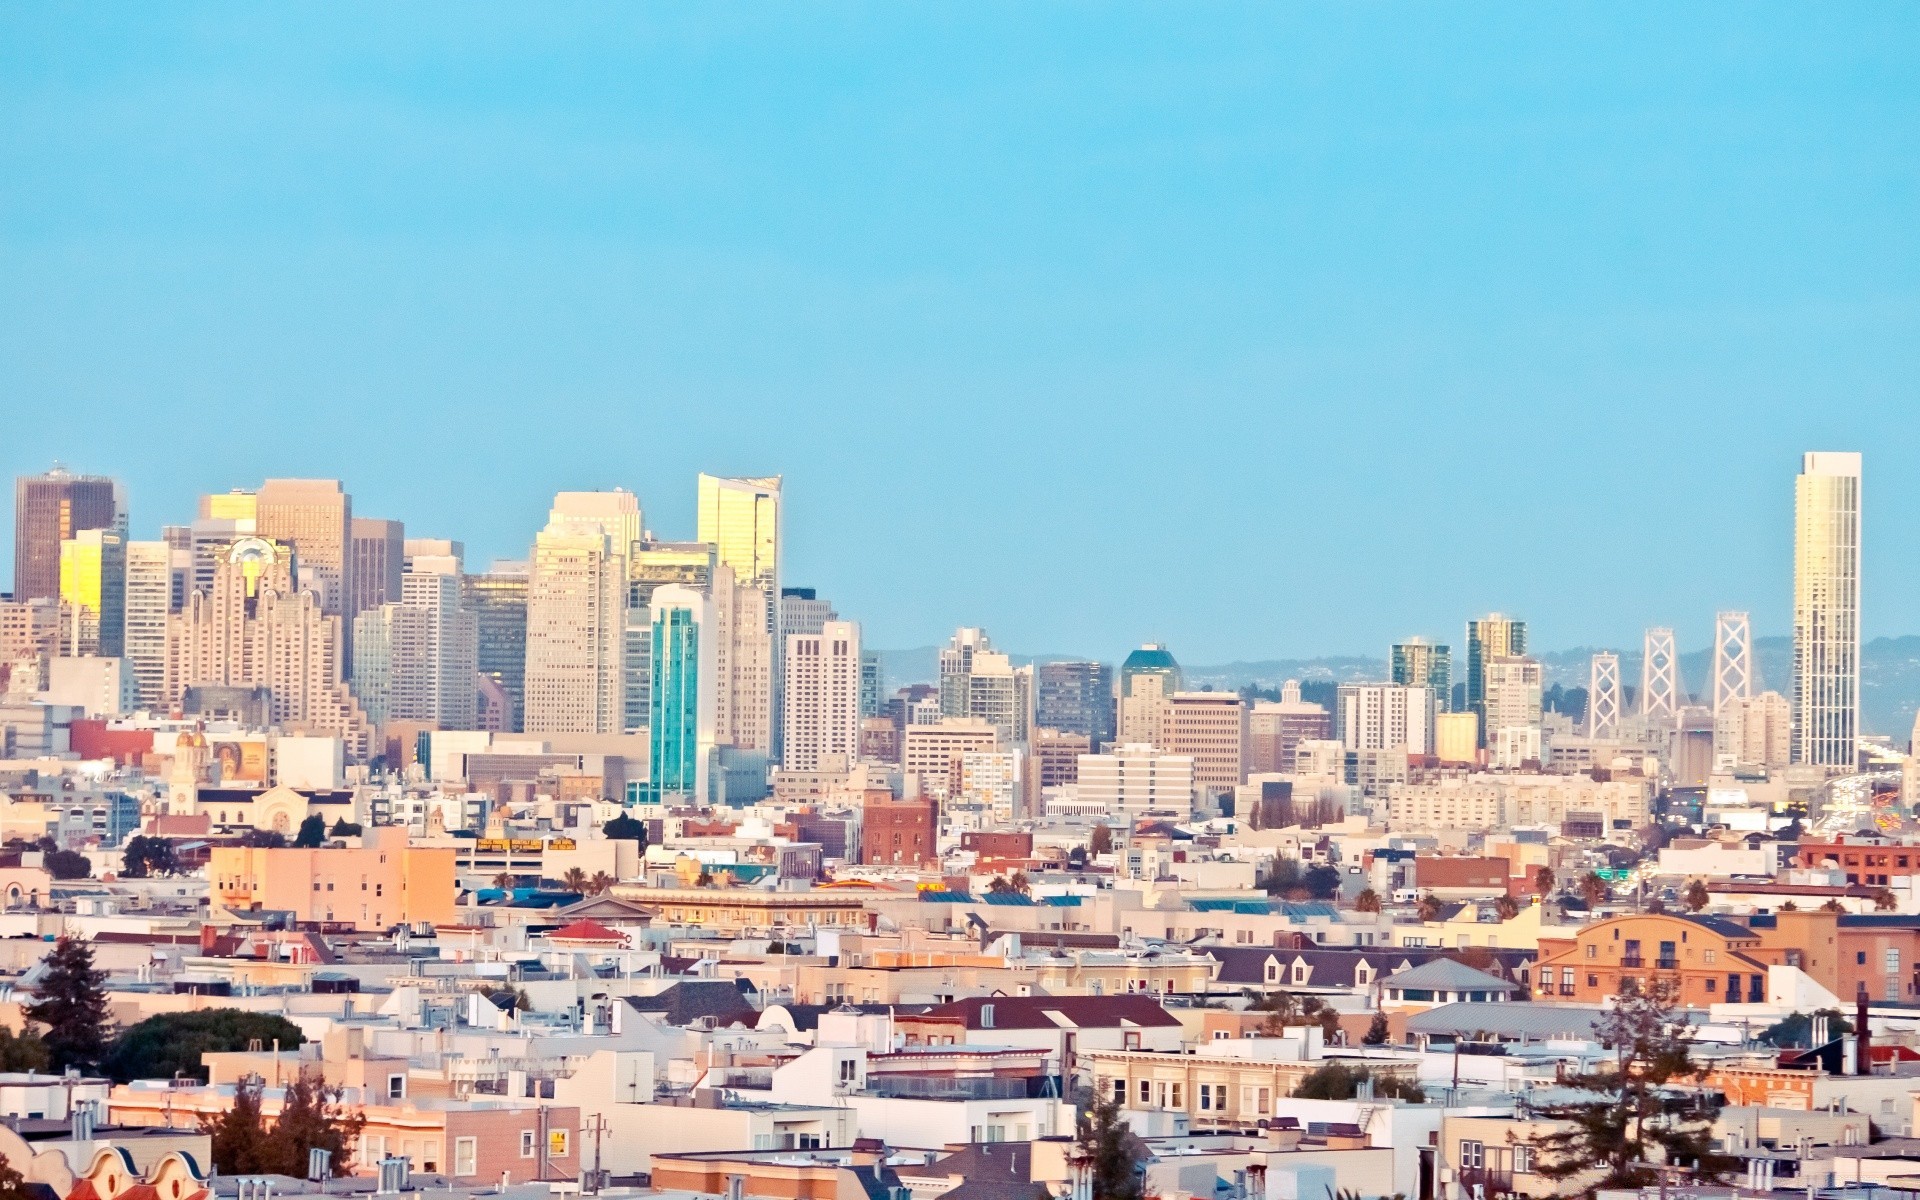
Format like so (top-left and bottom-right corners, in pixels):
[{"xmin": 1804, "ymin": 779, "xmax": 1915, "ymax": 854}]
[
  {"xmin": 123, "ymin": 540, "xmax": 183, "ymax": 710},
  {"xmin": 14, "ymin": 467, "xmax": 117, "ymax": 603},
  {"xmin": 163, "ymin": 536, "xmax": 370, "ymax": 752},
  {"xmin": 646, "ymin": 584, "xmax": 715, "ymax": 803},
  {"xmin": 349, "ymin": 517, "xmax": 406, "ymax": 623},
  {"xmin": 1035, "ymin": 660, "xmax": 1117, "ymax": 745},
  {"xmin": 58, "ymin": 528, "xmax": 126, "ymax": 657},
  {"xmin": 1118, "ymin": 643, "xmax": 1182, "ymax": 746},
  {"xmin": 523, "ymin": 493, "xmax": 633, "ymax": 735},
  {"xmin": 255, "ymin": 479, "xmax": 352, "ymax": 615},
  {"xmin": 1334, "ymin": 683, "xmax": 1434, "ymax": 754},
  {"xmin": 939, "ymin": 628, "xmax": 993, "ymax": 718},
  {"xmin": 1465, "ymin": 614, "xmax": 1526, "ymax": 745},
  {"xmin": 936, "ymin": 629, "xmax": 1024, "ymax": 745},
  {"xmin": 1793, "ymin": 451, "xmax": 1863, "ymax": 767},
  {"xmin": 353, "ymin": 562, "xmax": 477, "ymax": 729},
  {"xmin": 782, "ymin": 619, "xmax": 862, "ymax": 771},
  {"xmin": 697, "ymin": 475, "xmax": 781, "ymax": 750},
  {"xmin": 779, "ymin": 588, "xmax": 835, "ymax": 639},
  {"xmin": 1390, "ymin": 638, "xmax": 1451, "ymax": 707},
  {"xmin": 1483, "ymin": 656, "xmax": 1544, "ymax": 744},
  {"xmin": 463, "ymin": 561, "xmax": 528, "ymax": 732}
]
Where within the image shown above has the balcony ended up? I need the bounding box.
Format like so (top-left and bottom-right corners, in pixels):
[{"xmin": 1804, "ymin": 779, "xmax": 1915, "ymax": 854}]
[
  {"xmin": 1621, "ymin": 955, "xmax": 1643, "ymax": 968},
  {"xmin": 1656, "ymin": 959, "xmax": 1679, "ymax": 971}
]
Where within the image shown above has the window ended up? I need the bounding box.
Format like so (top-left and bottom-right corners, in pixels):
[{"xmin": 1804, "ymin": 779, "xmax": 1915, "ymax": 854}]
[
  {"xmin": 1704, "ymin": 950, "xmax": 1717, "ymax": 965},
  {"xmin": 1514, "ymin": 1146, "xmax": 1535, "ymax": 1173},
  {"xmin": 1139, "ymin": 1080, "xmax": 1151, "ymax": 1105},
  {"xmin": 454, "ymin": 1138, "xmax": 477, "ymax": 1177},
  {"xmin": 1113, "ymin": 1078, "xmax": 1127, "ymax": 1105},
  {"xmin": 387, "ymin": 1074, "xmax": 405, "ymax": 1099},
  {"xmin": 521, "ymin": 1131, "xmax": 536, "ymax": 1158},
  {"xmin": 839, "ymin": 1058, "xmax": 858, "ymax": 1084},
  {"xmin": 1859, "ymin": 951, "xmax": 1869, "ymax": 965},
  {"xmin": 1199, "ymin": 1084, "xmax": 1214, "ymax": 1111},
  {"xmin": 549, "ymin": 1131, "xmax": 569, "ymax": 1157},
  {"xmin": 1584, "ymin": 945, "xmax": 1596, "ymax": 959},
  {"xmin": 1169, "ymin": 1082, "xmax": 1183, "ymax": 1108},
  {"xmin": 1888, "ymin": 948, "xmax": 1902, "ymax": 974},
  {"xmin": 1461, "ymin": 1141, "xmax": 1484, "ymax": 1169}
]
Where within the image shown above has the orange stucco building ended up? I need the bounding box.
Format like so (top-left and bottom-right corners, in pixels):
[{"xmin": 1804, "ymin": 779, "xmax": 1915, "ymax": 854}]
[
  {"xmin": 1535, "ymin": 913, "xmax": 1775, "ymax": 1007},
  {"xmin": 209, "ymin": 826, "xmax": 457, "ymax": 931}
]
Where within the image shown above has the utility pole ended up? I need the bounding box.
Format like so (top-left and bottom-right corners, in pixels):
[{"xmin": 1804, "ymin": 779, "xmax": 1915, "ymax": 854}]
[{"xmin": 584, "ymin": 1114, "xmax": 611, "ymax": 1194}]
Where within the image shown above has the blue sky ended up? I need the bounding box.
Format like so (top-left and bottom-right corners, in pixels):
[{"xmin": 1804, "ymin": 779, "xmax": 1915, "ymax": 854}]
[{"xmin": 3, "ymin": 4, "xmax": 1917, "ymax": 662}]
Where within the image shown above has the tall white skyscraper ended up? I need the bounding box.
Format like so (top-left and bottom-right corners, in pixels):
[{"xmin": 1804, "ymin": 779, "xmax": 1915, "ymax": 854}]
[
  {"xmin": 1793, "ymin": 451, "xmax": 1862, "ymax": 767},
  {"xmin": 712, "ymin": 565, "xmax": 774, "ymax": 753},
  {"xmin": 523, "ymin": 493, "xmax": 634, "ymax": 734},
  {"xmin": 354, "ymin": 564, "xmax": 478, "ymax": 729},
  {"xmin": 122, "ymin": 540, "xmax": 179, "ymax": 711},
  {"xmin": 782, "ymin": 619, "xmax": 862, "ymax": 771}
]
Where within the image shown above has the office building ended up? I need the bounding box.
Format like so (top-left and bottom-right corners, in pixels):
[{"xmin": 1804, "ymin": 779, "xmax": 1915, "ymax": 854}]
[
  {"xmin": 859, "ymin": 651, "xmax": 883, "ymax": 719},
  {"xmin": 779, "ymin": 588, "xmax": 835, "ymax": 639},
  {"xmin": 1118, "ymin": 643, "xmax": 1182, "ymax": 746},
  {"xmin": 348, "ymin": 517, "xmax": 405, "ymax": 622},
  {"xmin": 523, "ymin": 494, "xmax": 633, "ymax": 734},
  {"xmin": 782, "ymin": 619, "xmax": 862, "ymax": 771},
  {"xmin": 936, "ymin": 627, "xmax": 1027, "ymax": 745},
  {"xmin": 645, "ymin": 585, "xmax": 715, "ymax": 804},
  {"xmin": 1247, "ymin": 681, "xmax": 1333, "ymax": 774},
  {"xmin": 1075, "ymin": 744, "xmax": 1196, "ymax": 819},
  {"xmin": 1333, "ymin": 683, "xmax": 1434, "ymax": 755},
  {"xmin": 900, "ymin": 718, "xmax": 998, "ymax": 805},
  {"xmin": 254, "ymin": 478, "xmax": 352, "ymax": 616},
  {"xmin": 1793, "ymin": 451, "xmax": 1862, "ymax": 767},
  {"xmin": 1160, "ymin": 691, "xmax": 1247, "ymax": 802},
  {"xmin": 163, "ymin": 537, "xmax": 369, "ymax": 751},
  {"xmin": 1465, "ymin": 614, "xmax": 1526, "ymax": 743},
  {"xmin": 463, "ymin": 562, "xmax": 528, "ymax": 732},
  {"xmin": 14, "ymin": 467, "xmax": 116, "ymax": 603},
  {"xmin": 1484, "ymin": 656, "xmax": 1544, "ymax": 747},
  {"xmin": 713, "ymin": 565, "xmax": 775, "ymax": 754},
  {"xmin": 403, "ymin": 538, "xmax": 464, "ymax": 573},
  {"xmin": 1031, "ymin": 727, "xmax": 1090, "ymax": 792},
  {"xmin": 698, "ymin": 474, "xmax": 782, "ymax": 744},
  {"xmin": 938, "ymin": 627, "xmax": 993, "ymax": 718},
  {"xmin": 353, "ymin": 563, "xmax": 477, "ymax": 729},
  {"xmin": 1717, "ymin": 691, "xmax": 1792, "ymax": 771},
  {"xmin": 1035, "ymin": 660, "xmax": 1116, "ymax": 745},
  {"xmin": 122, "ymin": 540, "xmax": 182, "ymax": 710},
  {"xmin": 1390, "ymin": 638, "xmax": 1451, "ymax": 706},
  {"xmin": 57, "ymin": 529, "xmax": 125, "ymax": 658},
  {"xmin": 1433, "ymin": 711, "xmax": 1479, "ymax": 765},
  {"xmin": 624, "ymin": 540, "xmax": 717, "ymax": 735},
  {"xmin": 0, "ymin": 598, "xmax": 60, "ymax": 672}
]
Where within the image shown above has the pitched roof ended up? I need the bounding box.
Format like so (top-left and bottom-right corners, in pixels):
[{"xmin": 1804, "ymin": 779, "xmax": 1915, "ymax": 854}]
[
  {"xmin": 1204, "ymin": 945, "xmax": 1535, "ymax": 988},
  {"xmin": 1405, "ymin": 1001, "xmax": 1605, "ymax": 1039},
  {"xmin": 1379, "ymin": 958, "xmax": 1518, "ymax": 992},
  {"xmin": 917, "ymin": 995, "xmax": 1181, "ymax": 1030},
  {"xmin": 624, "ymin": 980, "xmax": 758, "ymax": 1027},
  {"xmin": 547, "ymin": 919, "xmax": 627, "ymax": 944}
]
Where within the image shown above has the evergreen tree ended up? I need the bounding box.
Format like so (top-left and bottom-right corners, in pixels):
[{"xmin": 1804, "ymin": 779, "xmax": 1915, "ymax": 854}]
[
  {"xmin": 1362, "ymin": 1012, "xmax": 1391, "ymax": 1046},
  {"xmin": 22, "ymin": 936, "xmax": 110, "ymax": 1073},
  {"xmin": 1087, "ymin": 825, "xmax": 1114, "ymax": 856},
  {"xmin": 1684, "ymin": 879, "xmax": 1710, "ymax": 911},
  {"xmin": 203, "ymin": 1076, "xmax": 278, "ymax": 1175},
  {"xmin": 293, "ymin": 815, "xmax": 327, "ymax": 848},
  {"xmin": 1293, "ymin": 1062, "xmax": 1423, "ymax": 1102},
  {"xmin": 0, "ymin": 1152, "xmax": 28, "ymax": 1200},
  {"xmin": 105, "ymin": 1010, "xmax": 306, "ymax": 1083},
  {"xmin": 121, "ymin": 836, "xmax": 179, "ymax": 879},
  {"xmin": 44, "ymin": 850, "xmax": 91, "ymax": 880},
  {"xmin": 1074, "ymin": 1091, "xmax": 1142, "ymax": 1200},
  {"xmin": 602, "ymin": 814, "xmax": 648, "ymax": 847},
  {"xmin": 328, "ymin": 819, "xmax": 362, "ymax": 837},
  {"xmin": 1531, "ymin": 979, "xmax": 1735, "ymax": 1190},
  {"xmin": 271, "ymin": 1071, "xmax": 365, "ymax": 1178}
]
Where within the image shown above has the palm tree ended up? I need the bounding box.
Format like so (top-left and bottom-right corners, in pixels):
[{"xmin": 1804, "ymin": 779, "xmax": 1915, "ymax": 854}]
[
  {"xmin": 492, "ymin": 872, "xmax": 513, "ymax": 890},
  {"xmin": 1871, "ymin": 887, "xmax": 1898, "ymax": 912},
  {"xmin": 1352, "ymin": 888, "xmax": 1381, "ymax": 913},
  {"xmin": 1416, "ymin": 892, "xmax": 1443, "ymax": 922},
  {"xmin": 1009, "ymin": 871, "xmax": 1031, "ymax": 896},
  {"xmin": 589, "ymin": 871, "xmax": 616, "ymax": 896},
  {"xmin": 1533, "ymin": 865, "xmax": 1555, "ymax": 897},
  {"xmin": 563, "ymin": 867, "xmax": 588, "ymax": 893},
  {"xmin": 1578, "ymin": 871, "xmax": 1609, "ymax": 908},
  {"xmin": 1493, "ymin": 894, "xmax": 1520, "ymax": 920},
  {"xmin": 1821, "ymin": 898, "xmax": 1845, "ymax": 913}
]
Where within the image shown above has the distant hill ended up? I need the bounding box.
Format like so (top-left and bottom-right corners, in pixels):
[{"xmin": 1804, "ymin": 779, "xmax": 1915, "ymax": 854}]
[{"xmin": 875, "ymin": 634, "xmax": 1920, "ymax": 741}]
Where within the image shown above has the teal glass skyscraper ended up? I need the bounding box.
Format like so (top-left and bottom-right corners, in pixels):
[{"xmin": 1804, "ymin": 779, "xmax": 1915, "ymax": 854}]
[{"xmin": 639, "ymin": 584, "xmax": 715, "ymax": 804}]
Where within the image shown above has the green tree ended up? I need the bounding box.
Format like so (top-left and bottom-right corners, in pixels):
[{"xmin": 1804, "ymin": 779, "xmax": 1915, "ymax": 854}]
[
  {"xmin": 1416, "ymin": 892, "xmax": 1443, "ymax": 921},
  {"xmin": 562, "ymin": 867, "xmax": 589, "ymax": 893},
  {"xmin": 238, "ymin": 830, "xmax": 286, "ymax": 849},
  {"xmin": 986, "ymin": 875, "xmax": 1014, "ymax": 894},
  {"xmin": 121, "ymin": 835, "xmax": 179, "ymax": 879},
  {"xmin": 270, "ymin": 1070, "xmax": 365, "ymax": 1178},
  {"xmin": 1758, "ymin": 1009, "xmax": 1850, "ymax": 1048},
  {"xmin": 1009, "ymin": 870, "xmax": 1031, "ymax": 895},
  {"xmin": 1362, "ymin": 1012, "xmax": 1391, "ymax": 1046},
  {"xmin": 1074, "ymin": 1091, "xmax": 1142, "ymax": 1200},
  {"xmin": 105, "ymin": 1010, "xmax": 307, "ymax": 1083},
  {"xmin": 1293, "ymin": 1063, "xmax": 1424, "ymax": 1102},
  {"xmin": 0, "ymin": 1028, "xmax": 50, "ymax": 1072},
  {"xmin": 292, "ymin": 815, "xmax": 327, "ymax": 848},
  {"xmin": 1530, "ymin": 979, "xmax": 1734, "ymax": 1191},
  {"xmin": 1302, "ymin": 864, "xmax": 1342, "ymax": 900},
  {"xmin": 588, "ymin": 871, "xmax": 615, "ymax": 895},
  {"xmin": 202, "ymin": 1075, "xmax": 278, "ymax": 1175},
  {"xmin": 329, "ymin": 818, "xmax": 362, "ymax": 837},
  {"xmin": 602, "ymin": 814, "xmax": 648, "ymax": 848},
  {"xmin": 1494, "ymin": 894, "xmax": 1520, "ymax": 920},
  {"xmin": 1684, "ymin": 879, "xmax": 1710, "ymax": 912},
  {"xmin": 1088, "ymin": 824, "xmax": 1115, "ymax": 857},
  {"xmin": 44, "ymin": 850, "xmax": 91, "ymax": 880},
  {"xmin": 22, "ymin": 936, "xmax": 110, "ymax": 1073},
  {"xmin": 1263, "ymin": 859, "xmax": 1303, "ymax": 896},
  {"xmin": 1533, "ymin": 865, "xmax": 1556, "ymax": 898}
]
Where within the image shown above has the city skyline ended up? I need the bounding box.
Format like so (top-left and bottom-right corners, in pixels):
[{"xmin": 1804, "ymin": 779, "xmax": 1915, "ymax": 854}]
[{"xmin": 5, "ymin": 7, "xmax": 1918, "ymax": 662}]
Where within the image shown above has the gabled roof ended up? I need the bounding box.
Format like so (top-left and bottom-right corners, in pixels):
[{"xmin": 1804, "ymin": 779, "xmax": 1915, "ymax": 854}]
[
  {"xmin": 916, "ymin": 995, "xmax": 1181, "ymax": 1031},
  {"xmin": 1204, "ymin": 945, "xmax": 1535, "ymax": 988},
  {"xmin": 556, "ymin": 895, "xmax": 658, "ymax": 921},
  {"xmin": 547, "ymin": 919, "xmax": 627, "ymax": 944},
  {"xmin": 1380, "ymin": 958, "xmax": 1518, "ymax": 993}
]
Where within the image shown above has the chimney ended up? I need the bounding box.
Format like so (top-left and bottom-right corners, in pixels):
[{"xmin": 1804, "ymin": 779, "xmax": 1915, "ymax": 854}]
[{"xmin": 1857, "ymin": 986, "xmax": 1872, "ymax": 1076}]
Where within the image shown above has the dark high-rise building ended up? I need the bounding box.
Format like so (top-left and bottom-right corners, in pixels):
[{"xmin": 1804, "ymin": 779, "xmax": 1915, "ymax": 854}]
[
  {"xmin": 464, "ymin": 562, "xmax": 529, "ymax": 732},
  {"xmin": 13, "ymin": 467, "xmax": 117, "ymax": 603},
  {"xmin": 349, "ymin": 517, "xmax": 405, "ymax": 623},
  {"xmin": 1035, "ymin": 660, "xmax": 1116, "ymax": 745}
]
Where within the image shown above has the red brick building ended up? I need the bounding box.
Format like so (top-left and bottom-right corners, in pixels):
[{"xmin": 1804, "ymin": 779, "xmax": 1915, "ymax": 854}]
[{"xmin": 862, "ymin": 789, "xmax": 935, "ymax": 867}]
